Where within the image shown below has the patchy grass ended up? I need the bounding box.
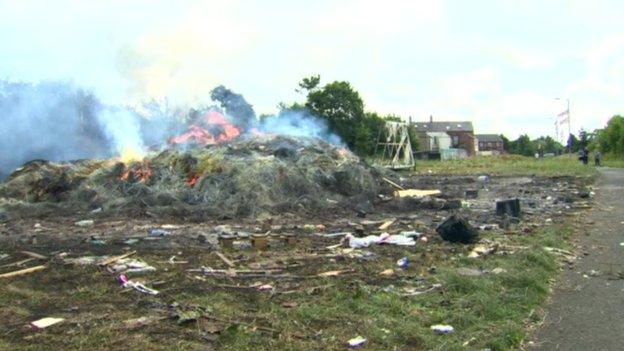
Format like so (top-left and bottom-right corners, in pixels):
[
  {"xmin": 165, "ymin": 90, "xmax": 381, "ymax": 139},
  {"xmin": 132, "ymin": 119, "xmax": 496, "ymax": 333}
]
[
  {"xmin": 0, "ymin": 223, "xmax": 574, "ymax": 350},
  {"xmin": 601, "ymin": 155, "xmax": 624, "ymax": 168},
  {"xmin": 413, "ymin": 154, "xmax": 596, "ymax": 177}
]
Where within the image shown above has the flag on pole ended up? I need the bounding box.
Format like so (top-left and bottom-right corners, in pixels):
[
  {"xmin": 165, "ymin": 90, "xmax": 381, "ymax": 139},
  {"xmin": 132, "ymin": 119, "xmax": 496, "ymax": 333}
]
[{"xmin": 557, "ymin": 109, "xmax": 569, "ymax": 123}]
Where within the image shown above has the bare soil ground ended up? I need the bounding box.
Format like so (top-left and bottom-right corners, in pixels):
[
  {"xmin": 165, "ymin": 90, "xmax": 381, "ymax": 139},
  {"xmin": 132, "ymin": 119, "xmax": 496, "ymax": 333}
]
[
  {"xmin": 529, "ymin": 168, "xmax": 624, "ymax": 350},
  {"xmin": 0, "ymin": 174, "xmax": 594, "ymax": 350}
]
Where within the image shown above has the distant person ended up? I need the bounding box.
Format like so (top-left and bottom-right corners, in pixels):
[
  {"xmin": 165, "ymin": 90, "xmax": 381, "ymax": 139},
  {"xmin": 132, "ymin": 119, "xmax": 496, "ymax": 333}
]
[
  {"xmin": 594, "ymin": 151, "xmax": 602, "ymax": 166},
  {"xmin": 578, "ymin": 149, "xmax": 586, "ymax": 163},
  {"xmin": 582, "ymin": 147, "xmax": 589, "ymax": 165}
]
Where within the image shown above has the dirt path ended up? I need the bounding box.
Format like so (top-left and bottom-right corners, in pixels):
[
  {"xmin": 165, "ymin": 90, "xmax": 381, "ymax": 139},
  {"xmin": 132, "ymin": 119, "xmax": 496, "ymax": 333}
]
[{"xmin": 530, "ymin": 168, "xmax": 624, "ymax": 350}]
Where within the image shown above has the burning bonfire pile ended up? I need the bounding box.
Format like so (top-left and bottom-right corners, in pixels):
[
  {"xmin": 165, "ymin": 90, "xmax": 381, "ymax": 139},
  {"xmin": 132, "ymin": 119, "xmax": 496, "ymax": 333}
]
[{"xmin": 0, "ymin": 106, "xmax": 388, "ymax": 220}]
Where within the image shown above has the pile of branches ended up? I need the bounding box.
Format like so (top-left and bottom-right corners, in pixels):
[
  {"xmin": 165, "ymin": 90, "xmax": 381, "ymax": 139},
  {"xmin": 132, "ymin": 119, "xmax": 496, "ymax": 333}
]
[{"xmin": 0, "ymin": 136, "xmax": 391, "ymax": 220}]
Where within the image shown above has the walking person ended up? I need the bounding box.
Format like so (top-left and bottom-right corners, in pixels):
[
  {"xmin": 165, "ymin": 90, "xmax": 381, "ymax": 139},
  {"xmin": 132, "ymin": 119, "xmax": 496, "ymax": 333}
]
[{"xmin": 594, "ymin": 151, "xmax": 602, "ymax": 166}]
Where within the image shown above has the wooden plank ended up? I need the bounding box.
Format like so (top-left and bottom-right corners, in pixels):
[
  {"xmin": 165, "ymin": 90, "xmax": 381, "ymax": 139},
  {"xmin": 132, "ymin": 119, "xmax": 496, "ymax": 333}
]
[
  {"xmin": 214, "ymin": 252, "xmax": 235, "ymax": 268},
  {"xmin": 20, "ymin": 251, "xmax": 47, "ymax": 260},
  {"xmin": 1, "ymin": 257, "xmax": 35, "ymax": 268},
  {"xmin": 381, "ymin": 177, "xmax": 404, "ymax": 190},
  {"xmin": 97, "ymin": 251, "xmax": 136, "ymax": 266},
  {"xmin": 378, "ymin": 219, "xmax": 396, "ymax": 230},
  {"xmin": 0, "ymin": 265, "xmax": 46, "ymax": 279}
]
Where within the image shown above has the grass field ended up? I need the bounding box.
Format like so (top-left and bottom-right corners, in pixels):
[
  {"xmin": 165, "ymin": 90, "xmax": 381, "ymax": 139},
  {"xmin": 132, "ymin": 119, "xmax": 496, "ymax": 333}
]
[
  {"xmin": 412, "ymin": 154, "xmax": 597, "ymax": 177},
  {"xmin": 0, "ymin": 222, "xmax": 578, "ymax": 351}
]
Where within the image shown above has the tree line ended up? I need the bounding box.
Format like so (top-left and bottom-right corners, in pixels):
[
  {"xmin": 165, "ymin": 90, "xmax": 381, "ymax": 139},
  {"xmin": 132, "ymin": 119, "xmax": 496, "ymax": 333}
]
[
  {"xmin": 280, "ymin": 75, "xmax": 419, "ymax": 157},
  {"xmin": 280, "ymin": 75, "xmax": 623, "ymax": 159}
]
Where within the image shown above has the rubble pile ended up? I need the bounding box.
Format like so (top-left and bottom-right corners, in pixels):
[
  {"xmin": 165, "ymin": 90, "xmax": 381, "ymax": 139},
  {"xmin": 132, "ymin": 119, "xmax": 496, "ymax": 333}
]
[{"xmin": 0, "ymin": 135, "xmax": 389, "ymax": 219}]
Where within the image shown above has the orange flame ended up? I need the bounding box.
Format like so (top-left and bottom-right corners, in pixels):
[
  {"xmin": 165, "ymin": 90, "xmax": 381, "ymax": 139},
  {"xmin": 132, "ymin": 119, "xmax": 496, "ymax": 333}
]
[
  {"xmin": 187, "ymin": 173, "xmax": 200, "ymax": 187},
  {"xmin": 120, "ymin": 159, "xmax": 153, "ymax": 183},
  {"xmin": 169, "ymin": 110, "xmax": 241, "ymax": 146}
]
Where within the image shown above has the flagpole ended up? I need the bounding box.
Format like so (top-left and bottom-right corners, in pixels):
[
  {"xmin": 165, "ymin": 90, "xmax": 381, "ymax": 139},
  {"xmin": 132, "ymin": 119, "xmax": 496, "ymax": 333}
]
[{"xmin": 567, "ymin": 98, "xmax": 571, "ymax": 137}]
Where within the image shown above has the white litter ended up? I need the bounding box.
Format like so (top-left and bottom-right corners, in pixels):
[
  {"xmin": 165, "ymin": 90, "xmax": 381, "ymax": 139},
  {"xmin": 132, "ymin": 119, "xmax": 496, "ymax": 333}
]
[
  {"xmin": 344, "ymin": 233, "xmax": 416, "ymax": 248},
  {"xmin": 431, "ymin": 324, "xmax": 454, "ymax": 334}
]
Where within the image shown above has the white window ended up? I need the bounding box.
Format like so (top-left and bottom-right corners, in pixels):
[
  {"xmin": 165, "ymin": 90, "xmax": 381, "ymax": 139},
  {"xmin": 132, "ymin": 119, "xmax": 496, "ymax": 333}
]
[{"xmin": 452, "ymin": 136, "xmax": 459, "ymax": 146}]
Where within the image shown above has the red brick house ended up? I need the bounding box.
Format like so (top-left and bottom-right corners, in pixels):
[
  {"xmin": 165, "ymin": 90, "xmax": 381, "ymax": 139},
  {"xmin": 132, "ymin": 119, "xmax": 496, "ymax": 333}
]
[
  {"xmin": 476, "ymin": 134, "xmax": 504, "ymax": 154},
  {"xmin": 412, "ymin": 117, "xmax": 476, "ymax": 156}
]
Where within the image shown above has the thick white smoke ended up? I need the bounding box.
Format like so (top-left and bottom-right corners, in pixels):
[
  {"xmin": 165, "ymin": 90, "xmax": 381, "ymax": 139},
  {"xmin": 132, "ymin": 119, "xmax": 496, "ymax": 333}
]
[
  {"xmin": 257, "ymin": 110, "xmax": 343, "ymax": 146},
  {"xmin": 96, "ymin": 108, "xmax": 146, "ymax": 161}
]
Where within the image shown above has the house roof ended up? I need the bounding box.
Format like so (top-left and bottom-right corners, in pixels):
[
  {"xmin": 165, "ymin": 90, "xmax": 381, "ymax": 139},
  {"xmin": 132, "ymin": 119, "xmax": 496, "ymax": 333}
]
[
  {"xmin": 412, "ymin": 121, "xmax": 474, "ymax": 133},
  {"xmin": 476, "ymin": 134, "xmax": 503, "ymax": 142}
]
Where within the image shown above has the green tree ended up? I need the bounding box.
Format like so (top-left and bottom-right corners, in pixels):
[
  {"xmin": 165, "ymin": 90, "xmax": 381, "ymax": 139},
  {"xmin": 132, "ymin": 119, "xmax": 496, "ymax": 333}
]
[
  {"xmin": 305, "ymin": 80, "xmax": 366, "ymax": 151},
  {"xmin": 533, "ymin": 136, "xmax": 563, "ymax": 154},
  {"xmin": 500, "ymin": 134, "xmax": 512, "ymax": 153},
  {"xmin": 297, "ymin": 75, "xmax": 321, "ymax": 93},
  {"xmin": 596, "ymin": 115, "xmax": 624, "ymax": 155},
  {"xmin": 512, "ymin": 134, "xmax": 535, "ymax": 157}
]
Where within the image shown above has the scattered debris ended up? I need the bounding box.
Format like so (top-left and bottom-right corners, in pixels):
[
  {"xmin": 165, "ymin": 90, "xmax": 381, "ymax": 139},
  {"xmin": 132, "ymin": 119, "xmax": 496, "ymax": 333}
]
[
  {"xmin": 117, "ymin": 274, "xmax": 159, "ymax": 295},
  {"xmin": 347, "ymin": 336, "xmax": 368, "ymax": 348},
  {"xmin": 215, "ymin": 251, "xmax": 235, "ymax": 268},
  {"xmin": 378, "ymin": 219, "xmax": 395, "ymax": 230},
  {"xmin": 400, "ymin": 284, "xmax": 442, "ymax": 297},
  {"xmin": 396, "ymin": 257, "xmax": 409, "ymax": 269},
  {"xmin": 468, "ymin": 243, "xmax": 498, "ymax": 258},
  {"xmin": 436, "ymin": 214, "xmax": 479, "ymax": 244},
  {"xmin": 254, "ymin": 283, "xmax": 274, "ymax": 291},
  {"xmin": 148, "ymin": 229, "xmax": 171, "ymax": 237},
  {"xmin": 382, "ymin": 177, "xmax": 404, "ymax": 190},
  {"xmin": 496, "ymin": 198, "xmax": 522, "ymax": 218},
  {"xmin": 343, "ymin": 233, "xmax": 416, "ymax": 248},
  {"xmin": 20, "ymin": 251, "xmax": 47, "ymax": 260},
  {"xmin": 465, "ymin": 189, "xmax": 479, "ymax": 199},
  {"xmin": 89, "ymin": 236, "xmax": 106, "ymax": 246},
  {"xmin": 0, "ymin": 265, "xmax": 46, "ymax": 279},
  {"xmin": 110, "ymin": 259, "xmax": 156, "ymax": 275},
  {"xmin": 431, "ymin": 324, "xmax": 454, "ymax": 334},
  {"xmin": 457, "ymin": 267, "xmax": 485, "ymax": 276},
  {"xmin": 97, "ymin": 251, "xmax": 136, "ymax": 266},
  {"xmin": 74, "ymin": 220, "xmax": 94, "ymax": 227},
  {"xmin": 396, "ymin": 189, "xmax": 441, "ymax": 198},
  {"xmin": 317, "ymin": 270, "xmax": 351, "ymax": 277},
  {"xmin": 491, "ymin": 267, "xmax": 507, "ymax": 275},
  {"xmin": 124, "ymin": 238, "xmax": 140, "ymax": 245},
  {"xmin": 30, "ymin": 317, "xmax": 65, "ymax": 330},
  {"xmin": 379, "ymin": 269, "xmax": 394, "ymax": 276}
]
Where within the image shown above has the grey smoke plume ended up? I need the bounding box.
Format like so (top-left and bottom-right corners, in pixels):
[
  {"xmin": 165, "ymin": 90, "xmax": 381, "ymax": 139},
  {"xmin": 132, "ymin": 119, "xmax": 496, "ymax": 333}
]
[
  {"xmin": 0, "ymin": 81, "xmax": 344, "ymax": 179},
  {"xmin": 0, "ymin": 81, "xmax": 112, "ymax": 179},
  {"xmin": 257, "ymin": 109, "xmax": 343, "ymax": 146}
]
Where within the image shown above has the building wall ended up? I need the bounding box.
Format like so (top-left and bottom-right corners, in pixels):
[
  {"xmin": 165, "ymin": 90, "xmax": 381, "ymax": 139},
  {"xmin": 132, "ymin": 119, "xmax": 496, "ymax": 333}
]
[
  {"xmin": 478, "ymin": 141, "xmax": 504, "ymax": 152},
  {"xmin": 447, "ymin": 131, "xmax": 476, "ymax": 156},
  {"xmin": 416, "ymin": 130, "xmax": 476, "ymax": 156}
]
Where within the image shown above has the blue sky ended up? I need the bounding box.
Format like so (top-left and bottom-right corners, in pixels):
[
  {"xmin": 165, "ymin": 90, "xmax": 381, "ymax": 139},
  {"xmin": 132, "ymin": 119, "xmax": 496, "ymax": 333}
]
[{"xmin": 1, "ymin": 0, "xmax": 623, "ymax": 140}]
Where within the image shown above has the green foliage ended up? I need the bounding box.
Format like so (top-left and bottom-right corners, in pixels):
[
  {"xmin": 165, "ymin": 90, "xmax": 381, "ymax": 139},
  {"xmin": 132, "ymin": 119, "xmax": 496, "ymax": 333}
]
[
  {"xmin": 501, "ymin": 134, "xmax": 512, "ymax": 152},
  {"xmin": 294, "ymin": 76, "xmax": 418, "ymax": 156},
  {"xmin": 512, "ymin": 134, "xmax": 535, "ymax": 157},
  {"xmin": 596, "ymin": 115, "xmax": 624, "ymax": 156},
  {"xmin": 533, "ymin": 136, "xmax": 564, "ymax": 154},
  {"xmin": 502, "ymin": 134, "xmax": 563, "ymax": 156},
  {"xmin": 306, "ymin": 80, "xmax": 366, "ymax": 150},
  {"xmin": 297, "ymin": 75, "xmax": 321, "ymax": 93},
  {"xmin": 408, "ymin": 124, "xmax": 420, "ymax": 152}
]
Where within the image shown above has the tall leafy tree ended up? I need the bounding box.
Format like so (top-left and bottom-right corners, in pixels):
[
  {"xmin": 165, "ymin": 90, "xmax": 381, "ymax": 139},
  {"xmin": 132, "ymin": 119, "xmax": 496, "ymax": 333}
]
[
  {"xmin": 305, "ymin": 81, "xmax": 366, "ymax": 150},
  {"xmin": 596, "ymin": 115, "xmax": 624, "ymax": 155}
]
